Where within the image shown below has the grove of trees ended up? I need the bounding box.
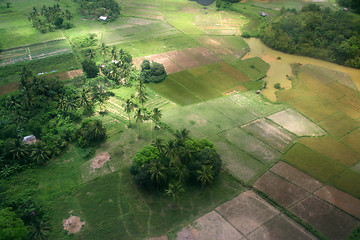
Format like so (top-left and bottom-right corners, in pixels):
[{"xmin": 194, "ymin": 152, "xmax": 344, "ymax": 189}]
[
  {"xmin": 130, "ymin": 129, "xmax": 222, "ymax": 196},
  {"xmin": 139, "ymin": 60, "xmax": 167, "ymax": 84},
  {"xmin": 261, "ymin": 5, "xmax": 360, "ymax": 68},
  {"xmin": 73, "ymin": 0, "xmax": 121, "ymax": 20},
  {"xmin": 337, "ymin": 0, "xmax": 360, "ymax": 13},
  {"xmin": 27, "ymin": 4, "xmax": 73, "ymax": 33}
]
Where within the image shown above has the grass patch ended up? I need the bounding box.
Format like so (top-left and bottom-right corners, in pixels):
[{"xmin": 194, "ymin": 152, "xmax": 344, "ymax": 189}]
[
  {"xmin": 342, "ymin": 128, "xmax": 360, "ymax": 154},
  {"xmin": 319, "ymin": 112, "xmax": 360, "ymax": 138},
  {"xmin": 232, "ymin": 57, "xmax": 270, "ymax": 80},
  {"xmin": 283, "ymin": 144, "xmax": 346, "ymax": 183},
  {"xmin": 331, "ymin": 169, "xmax": 360, "ymax": 198},
  {"xmin": 299, "ymin": 136, "xmax": 360, "ymax": 167},
  {"xmin": 0, "ymin": 53, "xmax": 80, "ymax": 86},
  {"xmin": 73, "ymin": 168, "xmax": 243, "ymax": 239}
]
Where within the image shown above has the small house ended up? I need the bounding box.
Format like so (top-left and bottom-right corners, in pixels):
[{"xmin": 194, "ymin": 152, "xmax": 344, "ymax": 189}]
[
  {"xmin": 23, "ymin": 135, "xmax": 36, "ymax": 144},
  {"xmin": 99, "ymin": 16, "xmax": 107, "ymax": 21},
  {"xmin": 259, "ymin": 11, "xmax": 268, "ymax": 17}
]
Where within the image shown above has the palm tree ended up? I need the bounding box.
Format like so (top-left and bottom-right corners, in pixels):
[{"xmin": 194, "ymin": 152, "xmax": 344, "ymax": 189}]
[
  {"xmin": 6, "ymin": 96, "xmax": 21, "ymax": 112},
  {"xmin": 151, "ymin": 138, "xmax": 165, "ymax": 153},
  {"xmin": 152, "ymin": 107, "xmax": 162, "ymax": 129},
  {"xmin": 79, "ymin": 88, "xmax": 91, "ymax": 107},
  {"xmin": 85, "ymin": 48, "xmax": 96, "ymax": 59},
  {"xmin": 165, "ymin": 140, "xmax": 177, "ymax": 165},
  {"xmin": 134, "ymin": 108, "xmax": 144, "ymax": 135},
  {"xmin": 10, "ymin": 141, "xmax": 29, "ymax": 163},
  {"xmin": 111, "ymin": 46, "xmax": 117, "ymax": 60},
  {"xmin": 92, "ymin": 119, "xmax": 106, "ymax": 140},
  {"xmin": 148, "ymin": 160, "xmax": 167, "ymax": 188},
  {"xmin": 100, "ymin": 43, "xmax": 109, "ymax": 60},
  {"xmin": 31, "ymin": 143, "xmax": 51, "ymax": 165},
  {"xmin": 197, "ymin": 165, "xmax": 214, "ymax": 189},
  {"xmin": 123, "ymin": 98, "xmax": 135, "ymax": 127},
  {"xmin": 172, "ymin": 163, "xmax": 189, "ymax": 183},
  {"xmin": 19, "ymin": 65, "xmax": 33, "ymax": 81},
  {"xmin": 165, "ymin": 182, "xmax": 184, "ymax": 202},
  {"xmin": 174, "ymin": 128, "xmax": 190, "ymax": 146},
  {"xmin": 28, "ymin": 220, "xmax": 50, "ymax": 240}
]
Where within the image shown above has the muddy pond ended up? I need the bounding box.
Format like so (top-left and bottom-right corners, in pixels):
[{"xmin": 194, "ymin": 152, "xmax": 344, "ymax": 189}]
[{"xmin": 243, "ymin": 38, "xmax": 360, "ymax": 101}]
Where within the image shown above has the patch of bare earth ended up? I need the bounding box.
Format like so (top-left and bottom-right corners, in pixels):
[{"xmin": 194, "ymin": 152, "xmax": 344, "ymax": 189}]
[
  {"xmin": 90, "ymin": 152, "xmax": 110, "ymax": 172},
  {"xmin": 63, "ymin": 215, "xmax": 85, "ymax": 234},
  {"xmin": 165, "ymin": 50, "xmax": 202, "ymax": 69},
  {"xmin": 145, "ymin": 53, "xmax": 183, "ymax": 74},
  {"xmin": 176, "ymin": 211, "xmax": 243, "ymax": 240},
  {"xmin": 290, "ymin": 195, "xmax": 359, "ymax": 240},
  {"xmin": 67, "ymin": 69, "xmax": 83, "ymax": 79}
]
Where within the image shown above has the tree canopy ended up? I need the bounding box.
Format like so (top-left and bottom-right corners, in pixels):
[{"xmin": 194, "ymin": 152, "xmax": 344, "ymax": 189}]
[
  {"xmin": 74, "ymin": 0, "xmax": 121, "ymax": 20},
  {"xmin": 139, "ymin": 60, "xmax": 167, "ymax": 83},
  {"xmin": 261, "ymin": 5, "xmax": 360, "ymax": 68},
  {"xmin": 0, "ymin": 208, "xmax": 28, "ymax": 240},
  {"xmin": 130, "ymin": 130, "xmax": 222, "ymax": 193}
]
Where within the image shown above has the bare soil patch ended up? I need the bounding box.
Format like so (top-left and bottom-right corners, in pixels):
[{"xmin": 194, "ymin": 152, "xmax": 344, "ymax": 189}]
[
  {"xmin": 242, "ymin": 118, "xmax": 297, "ymax": 152},
  {"xmin": 270, "ymin": 161, "xmax": 323, "ymax": 192},
  {"xmin": 247, "ymin": 214, "xmax": 317, "ymax": 240},
  {"xmin": 90, "ymin": 152, "xmax": 110, "ymax": 172},
  {"xmin": 290, "ymin": 195, "xmax": 359, "ymax": 240},
  {"xmin": 193, "ymin": 46, "xmax": 222, "ymax": 63},
  {"xmin": 254, "ymin": 171, "xmax": 309, "ymax": 208},
  {"xmin": 0, "ymin": 82, "xmax": 19, "ymax": 95},
  {"xmin": 145, "ymin": 53, "xmax": 183, "ymax": 74},
  {"xmin": 314, "ymin": 185, "xmax": 360, "ymax": 219},
  {"xmin": 183, "ymin": 48, "xmax": 215, "ymax": 65},
  {"xmin": 67, "ymin": 69, "xmax": 83, "ymax": 79},
  {"xmin": 165, "ymin": 50, "xmax": 202, "ymax": 70},
  {"xmin": 63, "ymin": 215, "xmax": 85, "ymax": 234},
  {"xmin": 216, "ymin": 190, "xmax": 279, "ymax": 235},
  {"xmin": 176, "ymin": 211, "xmax": 243, "ymax": 240}
]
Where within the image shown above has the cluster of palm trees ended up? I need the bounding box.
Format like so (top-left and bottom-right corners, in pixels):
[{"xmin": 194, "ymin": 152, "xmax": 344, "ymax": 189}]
[
  {"xmin": 123, "ymin": 81, "xmax": 162, "ymax": 136},
  {"xmin": 130, "ymin": 128, "xmax": 222, "ymax": 200},
  {"xmin": 27, "ymin": 5, "xmax": 72, "ymax": 33},
  {"xmin": 76, "ymin": 0, "xmax": 121, "ymax": 20}
]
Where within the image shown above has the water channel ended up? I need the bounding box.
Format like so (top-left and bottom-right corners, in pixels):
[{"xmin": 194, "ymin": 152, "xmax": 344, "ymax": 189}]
[{"xmin": 243, "ymin": 38, "xmax": 360, "ymax": 101}]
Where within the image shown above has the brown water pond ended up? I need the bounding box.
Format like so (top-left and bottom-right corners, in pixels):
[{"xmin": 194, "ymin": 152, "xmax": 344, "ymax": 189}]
[{"xmin": 243, "ymin": 38, "xmax": 360, "ymax": 101}]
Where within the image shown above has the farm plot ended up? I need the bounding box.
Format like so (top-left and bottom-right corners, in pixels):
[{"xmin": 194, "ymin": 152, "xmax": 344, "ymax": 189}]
[
  {"xmin": 267, "ymin": 108, "xmax": 326, "ymax": 137},
  {"xmin": 197, "ymin": 36, "xmax": 249, "ymax": 62},
  {"xmin": 242, "ymin": 118, "xmax": 297, "ymax": 153},
  {"xmin": 219, "ymin": 127, "xmax": 281, "ymax": 165},
  {"xmin": 283, "ymin": 144, "xmax": 346, "ymax": 183},
  {"xmin": 342, "ymin": 128, "xmax": 360, "ymax": 154},
  {"xmin": 232, "ymin": 57, "xmax": 270, "ymax": 80},
  {"xmin": 209, "ymin": 136, "xmax": 267, "ymax": 183},
  {"xmin": 0, "ymin": 39, "xmax": 72, "ymax": 66},
  {"xmin": 319, "ymin": 112, "xmax": 360, "ymax": 138},
  {"xmin": 102, "ymin": 22, "xmax": 179, "ymax": 44},
  {"xmin": 290, "ymin": 195, "xmax": 359, "ymax": 240},
  {"xmin": 150, "ymin": 62, "xmax": 252, "ymax": 105}
]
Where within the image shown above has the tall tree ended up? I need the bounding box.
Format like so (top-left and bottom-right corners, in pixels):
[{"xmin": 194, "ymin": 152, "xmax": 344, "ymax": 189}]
[
  {"xmin": 123, "ymin": 98, "xmax": 135, "ymax": 127},
  {"xmin": 165, "ymin": 182, "xmax": 184, "ymax": 202},
  {"xmin": 148, "ymin": 160, "xmax": 167, "ymax": 188},
  {"xmin": 152, "ymin": 107, "xmax": 162, "ymax": 129},
  {"xmin": 134, "ymin": 108, "xmax": 144, "ymax": 135},
  {"xmin": 31, "ymin": 143, "xmax": 51, "ymax": 165},
  {"xmin": 197, "ymin": 165, "xmax": 214, "ymax": 189}
]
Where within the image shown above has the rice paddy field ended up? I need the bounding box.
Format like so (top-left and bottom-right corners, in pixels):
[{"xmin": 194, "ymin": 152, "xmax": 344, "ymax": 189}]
[{"xmin": 2, "ymin": 0, "xmax": 360, "ymax": 239}]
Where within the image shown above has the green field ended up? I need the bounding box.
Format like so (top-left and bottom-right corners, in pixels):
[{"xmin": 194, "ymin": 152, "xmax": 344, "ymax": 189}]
[{"xmin": 150, "ymin": 62, "xmax": 252, "ymax": 105}]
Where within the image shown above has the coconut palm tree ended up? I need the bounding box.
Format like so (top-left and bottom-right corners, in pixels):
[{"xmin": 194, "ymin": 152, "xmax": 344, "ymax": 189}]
[
  {"xmin": 79, "ymin": 88, "xmax": 91, "ymax": 107},
  {"xmin": 174, "ymin": 128, "xmax": 190, "ymax": 146},
  {"xmin": 31, "ymin": 143, "xmax": 51, "ymax": 165},
  {"xmin": 165, "ymin": 182, "xmax": 184, "ymax": 202},
  {"xmin": 172, "ymin": 163, "xmax": 189, "ymax": 183},
  {"xmin": 100, "ymin": 43, "xmax": 109, "ymax": 60},
  {"xmin": 28, "ymin": 219, "xmax": 50, "ymax": 240},
  {"xmin": 111, "ymin": 46, "xmax": 117, "ymax": 60},
  {"xmin": 85, "ymin": 48, "xmax": 96, "ymax": 59},
  {"xmin": 148, "ymin": 160, "xmax": 167, "ymax": 188},
  {"xmin": 165, "ymin": 140, "xmax": 177, "ymax": 166},
  {"xmin": 151, "ymin": 138, "xmax": 165, "ymax": 154},
  {"xmin": 10, "ymin": 140, "xmax": 29, "ymax": 163},
  {"xmin": 134, "ymin": 108, "xmax": 144, "ymax": 135},
  {"xmin": 197, "ymin": 165, "xmax": 214, "ymax": 189},
  {"xmin": 152, "ymin": 107, "xmax": 162, "ymax": 129},
  {"xmin": 123, "ymin": 98, "xmax": 135, "ymax": 127}
]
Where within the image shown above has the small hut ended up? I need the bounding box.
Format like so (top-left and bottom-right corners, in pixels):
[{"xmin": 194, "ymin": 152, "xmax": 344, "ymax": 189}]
[
  {"xmin": 23, "ymin": 135, "xmax": 36, "ymax": 144},
  {"xmin": 259, "ymin": 11, "xmax": 268, "ymax": 17}
]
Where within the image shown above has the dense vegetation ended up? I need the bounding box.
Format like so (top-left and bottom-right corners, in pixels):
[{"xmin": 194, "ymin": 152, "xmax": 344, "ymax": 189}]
[
  {"xmin": 73, "ymin": 0, "xmax": 121, "ymax": 20},
  {"xmin": 261, "ymin": 5, "xmax": 360, "ymax": 68},
  {"xmin": 130, "ymin": 129, "xmax": 222, "ymax": 197},
  {"xmin": 0, "ymin": 67, "xmax": 109, "ymax": 179},
  {"xmin": 140, "ymin": 60, "xmax": 167, "ymax": 84},
  {"xmin": 27, "ymin": 4, "xmax": 73, "ymax": 33},
  {"xmin": 338, "ymin": 0, "xmax": 360, "ymax": 13},
  {"xmin": 215, "ymin": 0, "xmax": 240, "ymax": 9}
]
